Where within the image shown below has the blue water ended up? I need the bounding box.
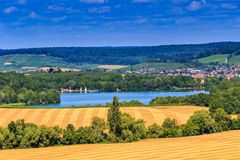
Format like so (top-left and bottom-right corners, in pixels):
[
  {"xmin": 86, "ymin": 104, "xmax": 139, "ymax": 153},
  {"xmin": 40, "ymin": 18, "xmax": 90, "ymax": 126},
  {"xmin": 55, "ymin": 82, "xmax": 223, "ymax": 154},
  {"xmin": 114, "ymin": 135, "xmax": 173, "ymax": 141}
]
[{"xmin": 34, "ymin": 91, "xmax": 209, "ymax": 108}]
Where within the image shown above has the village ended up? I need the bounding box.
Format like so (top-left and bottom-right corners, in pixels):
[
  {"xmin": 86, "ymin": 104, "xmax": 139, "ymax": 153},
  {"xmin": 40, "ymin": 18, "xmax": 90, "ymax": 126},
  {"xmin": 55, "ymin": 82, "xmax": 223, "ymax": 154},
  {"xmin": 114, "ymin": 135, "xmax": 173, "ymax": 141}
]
[{"xmin": 124, "ymin": 65, "xmax": 240, "ymax": 79}]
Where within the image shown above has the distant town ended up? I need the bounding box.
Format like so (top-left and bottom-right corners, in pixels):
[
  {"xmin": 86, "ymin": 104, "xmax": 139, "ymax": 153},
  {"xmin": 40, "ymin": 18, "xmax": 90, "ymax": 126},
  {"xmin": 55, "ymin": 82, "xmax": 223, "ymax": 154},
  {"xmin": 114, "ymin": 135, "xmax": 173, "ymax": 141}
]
[
  {"xmin": 123, "ymin": 65, "xmax": 240, "ymax": 79},
  {"xmin": 14, "ymin": 64, "xmax": 240, "ymax": 80}
]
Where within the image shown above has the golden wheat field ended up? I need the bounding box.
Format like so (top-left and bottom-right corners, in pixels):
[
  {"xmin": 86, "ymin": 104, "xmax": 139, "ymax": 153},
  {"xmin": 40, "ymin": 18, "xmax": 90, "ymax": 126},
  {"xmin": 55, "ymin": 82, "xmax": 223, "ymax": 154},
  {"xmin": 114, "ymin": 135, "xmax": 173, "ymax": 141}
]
[
  {"xmin": 96, "ymin": 65, "xmax": 128, "ymax": 70},
  {"xmin": 0, "ymin": 106, "xmax": 207, "ymax": 128},
  {"xmin": 1, "ymin": 130, "xmax": 240, "ymax": 160}
]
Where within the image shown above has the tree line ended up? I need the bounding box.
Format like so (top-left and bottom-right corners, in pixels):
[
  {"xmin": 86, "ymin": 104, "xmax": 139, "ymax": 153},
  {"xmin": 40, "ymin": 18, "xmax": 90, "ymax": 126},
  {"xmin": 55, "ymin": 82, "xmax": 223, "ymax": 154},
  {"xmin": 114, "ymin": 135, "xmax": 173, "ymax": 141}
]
[
  {"xmin": 0, "ymin": 86, "xmax": 59, "ymax": 105},
  {"xmin": 150, "ymin": 78, "xmax": 240, "ymax": 114},
  {"xmin": 1, "ymin": 97, "xmax": 240, "ymax": 150},
  {"xmin": 31, "ymin": 72, "xmax": 202, "ymax": 91},
  {"xmin": 0, "ymin": 72, "xmax": 60, "ymax": 105}
]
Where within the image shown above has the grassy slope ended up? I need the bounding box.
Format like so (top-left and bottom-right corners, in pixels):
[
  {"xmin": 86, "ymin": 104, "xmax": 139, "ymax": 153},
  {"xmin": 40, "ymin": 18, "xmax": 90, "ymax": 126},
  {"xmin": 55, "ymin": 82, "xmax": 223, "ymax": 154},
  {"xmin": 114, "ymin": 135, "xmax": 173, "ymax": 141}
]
[
  {"xmin": 198, "ymin": 54, "xmax": 240, "ymax": 66},
  {"xmin": 0, "ymin": 54, "xmax": 98, "ymax": 71},
  {"xmin": 229, "ymin": 55, "xmax": 240, "ymax": 66},
  {"xmin": 198, "ymin": 54, "xmax": 229, "ymax": 64}
]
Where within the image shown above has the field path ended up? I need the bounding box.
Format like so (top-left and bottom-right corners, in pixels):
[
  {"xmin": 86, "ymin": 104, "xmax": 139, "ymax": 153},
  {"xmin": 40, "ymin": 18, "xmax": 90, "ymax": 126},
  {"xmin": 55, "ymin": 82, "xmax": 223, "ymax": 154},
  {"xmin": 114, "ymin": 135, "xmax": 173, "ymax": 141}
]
[
  {"xmin": 1, "ymin": 130, "xmax": 240, "ymax": 160},
  {"xmin": 0, "ymin": 106, "xmax": 208, "ymax": 128}
]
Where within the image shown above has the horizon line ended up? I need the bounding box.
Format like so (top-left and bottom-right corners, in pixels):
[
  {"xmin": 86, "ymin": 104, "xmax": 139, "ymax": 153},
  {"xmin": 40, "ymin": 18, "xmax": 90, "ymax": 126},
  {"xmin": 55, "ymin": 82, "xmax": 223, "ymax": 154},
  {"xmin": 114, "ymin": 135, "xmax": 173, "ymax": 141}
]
[{"xmin": 1, "ymin": 41, "xmax": 240, "ymax": 50}]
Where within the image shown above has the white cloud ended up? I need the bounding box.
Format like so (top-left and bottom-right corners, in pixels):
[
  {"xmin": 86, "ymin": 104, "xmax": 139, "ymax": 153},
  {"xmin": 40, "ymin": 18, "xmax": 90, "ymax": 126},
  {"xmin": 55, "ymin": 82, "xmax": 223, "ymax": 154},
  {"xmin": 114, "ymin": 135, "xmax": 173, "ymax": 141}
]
[
  {"xmin": 80, "ymin": 0, "xmax": 106, "ymax": 4},
  {"xmin": 133, "ymin": 0, "xmax": 153, "ymax": 3},
  {"xmin": 135, "ymin": 18, "xmax": 148, "ymax": 24},
  {"xmin": 47, "ymin": 5, "xmax": 78, "ymax": 14},
  {"xmin": 17, "ymin": 0, "xmax": 26, "ymax": 4},
  {"xmin": 187, "ymin": 1, "xmax": 202, "ymax": 11},
  {"xmin": 176, "ymin": 17, "xmax": 198, "ymax": 24},
  {"xmin": 221, "ymin": 3, "xmax": 238, "ymax": 10},
  {"xmin": 3, "ymin": 6, "xmax": 17, "ymax": 14},
  {"xmin": 29, "ymin": 12, "xmax": 39, "ymax": 19},
  {"xmin": 88, "ymin": 6, "xmax": 110, "ymax": 13},
  {"xmin": 51, "ymin": 16, "xmax": 67, "ymax": 22}
]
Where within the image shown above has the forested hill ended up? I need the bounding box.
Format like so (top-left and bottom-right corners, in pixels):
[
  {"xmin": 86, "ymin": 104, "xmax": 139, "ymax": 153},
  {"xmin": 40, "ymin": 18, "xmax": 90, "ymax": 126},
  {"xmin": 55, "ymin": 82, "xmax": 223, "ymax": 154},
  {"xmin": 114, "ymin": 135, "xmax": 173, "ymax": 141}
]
[{"xmin": 1, "ymin": 42, "xmax": 240, "ymax": 65}]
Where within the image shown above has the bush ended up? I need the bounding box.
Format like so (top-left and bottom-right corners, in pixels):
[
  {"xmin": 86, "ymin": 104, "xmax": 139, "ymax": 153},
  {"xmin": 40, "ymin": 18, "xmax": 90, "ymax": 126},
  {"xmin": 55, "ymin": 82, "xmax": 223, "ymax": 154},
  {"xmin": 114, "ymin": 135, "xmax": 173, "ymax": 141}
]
[
  {"xmin": 121, "ymin": 130, "xmax": 134, "ymax": 142},
  {"xmin": 20, "ymin": 127, "xmax": 40, "ymax": 148},
  {"xmin": 62, "ymin": 124, "xmax": 76, "ymax": 145},
  {"xmin": 162, "ymin": 118, "xmax": 177, "ymax": 129},
  {"xmin": 183, "ymin": 110, "xmax": 216, "ymax": 136},
  {"xmin": 212, "ymin": 108, "xmax": 232, "ymax": 131},
  {"xmin": 147, "ymin": 123, "xmax": 164, "ymax": 138}
]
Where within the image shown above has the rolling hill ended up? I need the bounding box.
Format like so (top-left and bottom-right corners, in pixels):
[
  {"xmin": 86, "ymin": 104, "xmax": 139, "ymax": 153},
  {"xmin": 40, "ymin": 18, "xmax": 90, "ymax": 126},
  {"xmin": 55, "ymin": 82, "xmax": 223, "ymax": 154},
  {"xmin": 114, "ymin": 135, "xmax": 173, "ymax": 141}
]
[
  {"xmin": 0, "ymin": 54, "xmax": 98, "ymax": 72},
  {"xmin": 1, "ymin": 130, "xmax": 240, "ymax": 160},
  {"xmin": 1, "ymin": 42, "xmax": 240, "ymax": 65}
]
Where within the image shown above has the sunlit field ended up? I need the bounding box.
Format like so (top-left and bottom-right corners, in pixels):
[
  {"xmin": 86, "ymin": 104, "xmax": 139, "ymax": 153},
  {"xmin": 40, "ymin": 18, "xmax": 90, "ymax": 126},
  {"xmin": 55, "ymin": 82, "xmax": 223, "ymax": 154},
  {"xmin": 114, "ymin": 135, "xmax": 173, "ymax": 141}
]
[{"xmin": 0, "ymin": 106, "xmax": 208, "ymax": 128}]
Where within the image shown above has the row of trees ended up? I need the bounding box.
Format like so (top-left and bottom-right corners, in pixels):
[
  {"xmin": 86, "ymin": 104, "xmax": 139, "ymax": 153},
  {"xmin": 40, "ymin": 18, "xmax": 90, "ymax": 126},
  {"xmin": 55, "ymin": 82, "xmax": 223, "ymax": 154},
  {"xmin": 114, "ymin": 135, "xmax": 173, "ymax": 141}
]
[
  {"xmin": 33, "ymin": 72, "xmax": 201, "ymax": 91},
  {"xmin": 1, "ymin": 97, "xmax": 240, "ymax": 150},
  {"xmin": 150, "ymin": 93, "xmax": 210, "ymax": 107}
]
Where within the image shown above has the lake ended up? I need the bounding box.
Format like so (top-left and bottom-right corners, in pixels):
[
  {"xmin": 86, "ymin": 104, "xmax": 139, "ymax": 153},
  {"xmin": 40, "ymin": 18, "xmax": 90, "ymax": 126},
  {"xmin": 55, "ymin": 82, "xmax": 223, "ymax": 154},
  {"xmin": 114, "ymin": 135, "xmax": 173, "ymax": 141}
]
[{"xmin": 34, "ymin": 91, "xmax": 209, "ymax": 108}]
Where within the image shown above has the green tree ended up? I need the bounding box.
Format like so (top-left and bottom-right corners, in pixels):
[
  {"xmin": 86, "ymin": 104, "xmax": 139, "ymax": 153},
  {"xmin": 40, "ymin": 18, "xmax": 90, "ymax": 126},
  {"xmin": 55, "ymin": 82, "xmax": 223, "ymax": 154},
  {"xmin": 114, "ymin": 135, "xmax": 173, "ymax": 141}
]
[
  {"xmin": 62, "ymin": 124, "xmax": 76, "ymax": 145},
  {"xmin": 147, "ymin": 123, "xmax": 164, "ymax": 138},
  {"xmin": 184, "ymin": 110, "xmax": 216, "ymax": 136},
  {"xmin": 162, "ymin": 118, "xmax": 177, "ymax": 128},
  {"xmin": 20, "ymin": 127, "xmax": 40, "ymax": 148},
  {"xmin": 108, "ymin": 96, "xmax": 121, "ymax": 135},
  {"xmin": 212, "ymin": 108, "xmax": 232, "ymax": 131}
]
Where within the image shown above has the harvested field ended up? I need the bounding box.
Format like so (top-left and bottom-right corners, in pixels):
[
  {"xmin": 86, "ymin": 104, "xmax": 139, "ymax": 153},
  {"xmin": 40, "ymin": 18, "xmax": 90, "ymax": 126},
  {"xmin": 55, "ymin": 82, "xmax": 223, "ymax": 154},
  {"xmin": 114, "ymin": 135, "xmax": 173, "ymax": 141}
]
[
  {"xmin": 1, "ymin": 130, "xmax": 240, "ymax": 160},
  {"xmin": 0, "ymin": 106, "xmax": 207, "ymax": 128},
  {"xmin": 97, "ymin": 65, "xmax": 128, "ymax": 70}
]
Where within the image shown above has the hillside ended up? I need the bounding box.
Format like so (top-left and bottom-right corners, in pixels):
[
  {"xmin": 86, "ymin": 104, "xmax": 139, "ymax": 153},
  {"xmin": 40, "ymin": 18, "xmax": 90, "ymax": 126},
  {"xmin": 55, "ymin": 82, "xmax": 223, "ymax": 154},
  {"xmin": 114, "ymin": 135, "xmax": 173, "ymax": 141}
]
[
  {"xmin": 1, "ymin": 42, "xmax": 240, "ymax": 65},
  {"xmin": 229, "ymin": 55, "xmax": 240, "ymax": 66},
  {"xmin": 0, "ymin": 54, "xmax": 98, "ymax": 72},
  {"xmin": 0, "ymin": 106, "xmax": 208, "ymax": 128},
  {"xmin": 198, "ymin": 54, "xmax": 229, "ymax": 64},
  {"xmin": 198, "ymin": 54, "xmax": 240, "ymax": 66},
  {"xmin": 1, "ymin": 130, "xmax": 240, "ymax": 160}
]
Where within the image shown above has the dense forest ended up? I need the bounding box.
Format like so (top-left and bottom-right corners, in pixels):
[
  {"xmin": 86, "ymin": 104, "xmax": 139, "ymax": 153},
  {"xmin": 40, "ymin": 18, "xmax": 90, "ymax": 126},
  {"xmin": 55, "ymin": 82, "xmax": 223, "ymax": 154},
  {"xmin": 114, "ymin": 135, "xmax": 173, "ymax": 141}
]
[
  {"xmin": 1, "ymin": 97, "xmax": 240, "ymax": 150},
  {"xmin": 150, "ymin": 78, "xmax": 240, "ymax": 114},
  {"xmin": 31, "ymin": 72, "xmax": 201, "ymax": 91},
  {"xmin": 0, "ymin": 73, "xmax": 60, "ymax": 105},
  {"xmin": 1, "ymin": 42, "xmax": 240, "ymax": 65}
]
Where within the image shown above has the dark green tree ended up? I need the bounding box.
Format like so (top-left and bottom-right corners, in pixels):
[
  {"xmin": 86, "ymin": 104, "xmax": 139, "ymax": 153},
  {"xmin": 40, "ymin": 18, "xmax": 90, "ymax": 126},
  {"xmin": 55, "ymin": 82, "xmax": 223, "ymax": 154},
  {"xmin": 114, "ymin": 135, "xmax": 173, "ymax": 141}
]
[
  {"xmin": 108, "ymin": 96, "xmax": 121, "ymax": 135},
  {"xmin": 62, "ymin": 124, "xmax": 76, "ymax": 145}
]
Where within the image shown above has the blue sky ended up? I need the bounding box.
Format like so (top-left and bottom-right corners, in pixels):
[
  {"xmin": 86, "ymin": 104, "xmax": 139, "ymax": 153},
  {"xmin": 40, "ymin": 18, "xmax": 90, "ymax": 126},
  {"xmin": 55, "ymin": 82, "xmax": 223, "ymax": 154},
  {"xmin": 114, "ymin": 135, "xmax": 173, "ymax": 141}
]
[{"xmin": 0, "ymin": 0, "xmax": 239, "ymax": 49}]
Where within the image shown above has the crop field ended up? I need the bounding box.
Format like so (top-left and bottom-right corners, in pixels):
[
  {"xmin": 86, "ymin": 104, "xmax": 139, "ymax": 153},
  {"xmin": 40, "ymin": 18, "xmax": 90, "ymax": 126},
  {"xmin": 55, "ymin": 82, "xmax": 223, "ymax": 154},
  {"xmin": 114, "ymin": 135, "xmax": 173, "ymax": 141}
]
[
  {"xmin": 0, "ymin": 106, "xmax": 207, "ymax": 128},
  {"xmin": 1, "ymin": 130, "xmax": 240, "ymax": 160},
  {"xmin": 97, "ymin": 65, "xmax": 129, "ymax": 70}
]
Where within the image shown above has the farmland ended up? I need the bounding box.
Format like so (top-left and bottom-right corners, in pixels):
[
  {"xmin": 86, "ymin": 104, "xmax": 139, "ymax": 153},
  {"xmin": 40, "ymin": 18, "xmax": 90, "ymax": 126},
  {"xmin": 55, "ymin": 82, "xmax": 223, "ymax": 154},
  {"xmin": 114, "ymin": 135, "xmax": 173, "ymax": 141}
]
[
  {"xmin": 97, "ymin": 65, "xmax": 128, "ymax": 70},
  {"xmin": 1, "ymin": 130, "xmax": 240, "ymax": 160},
  {"xmin": 0, "ymin": 106, "xmax": 207, "ymax": 128}
]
